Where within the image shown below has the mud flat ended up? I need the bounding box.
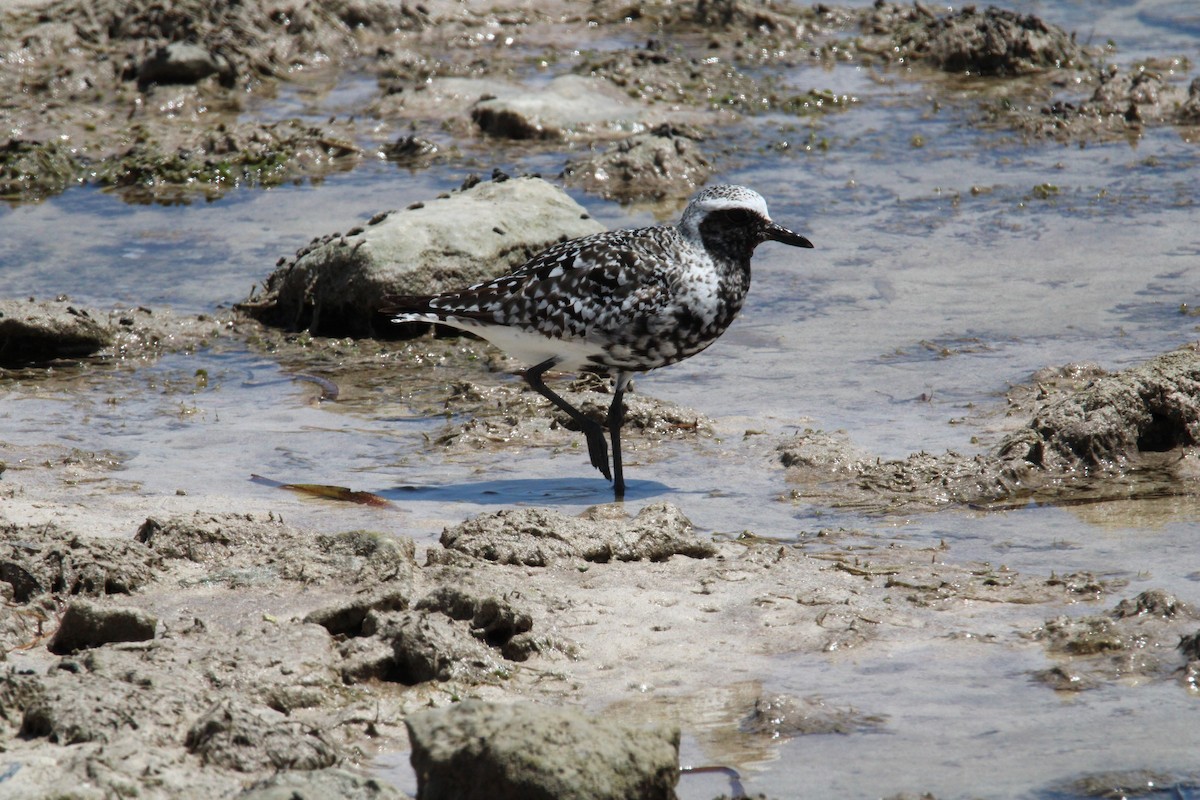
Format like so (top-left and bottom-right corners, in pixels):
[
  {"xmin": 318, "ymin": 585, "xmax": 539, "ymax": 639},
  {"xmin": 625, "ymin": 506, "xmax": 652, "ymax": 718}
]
[
  {"xmin": 3, "ymin": 0, "xmax": 1200, "ymax": 798},
  {"xmin": 3, "ymin": 0, "xmax": 1195, "ymax": 204},
  {"xmin": 5, "ymin": 291, "xmax": 1200, "ymax": 798}
]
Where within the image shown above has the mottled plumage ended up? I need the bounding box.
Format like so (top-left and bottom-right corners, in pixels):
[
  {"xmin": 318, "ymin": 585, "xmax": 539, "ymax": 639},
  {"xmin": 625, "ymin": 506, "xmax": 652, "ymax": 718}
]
[{"xmin": 387, "ymin": 184, "xmax": 813, "ymax": 497}]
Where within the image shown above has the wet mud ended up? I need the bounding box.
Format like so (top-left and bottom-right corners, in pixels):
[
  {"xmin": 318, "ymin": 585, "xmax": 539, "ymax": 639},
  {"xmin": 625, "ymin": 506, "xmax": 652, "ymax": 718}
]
[
  {"xmin": 3, "ymin": 0, "xmax": 1200, "ymax": 797},
  {"xmin": 6, "ymin": 302, "xmax": 1200, "ymax": 796},
  {"xmin": 10, "ymin": 478, "xmax": 1197, "ymax": 797},
  {"xmin": 779, "ymin": 346, "xmax": 1200, "ymax": 512},
  {"xmin": 5, "ymin": 0, "xmax": 1194, "ymax": 205}
]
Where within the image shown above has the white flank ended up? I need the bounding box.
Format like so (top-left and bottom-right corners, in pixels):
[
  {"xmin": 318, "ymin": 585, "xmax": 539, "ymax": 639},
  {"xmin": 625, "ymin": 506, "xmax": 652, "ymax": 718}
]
[{"xmin": 393, "ymin": 312, "xmax": 603, "ymax": 372}]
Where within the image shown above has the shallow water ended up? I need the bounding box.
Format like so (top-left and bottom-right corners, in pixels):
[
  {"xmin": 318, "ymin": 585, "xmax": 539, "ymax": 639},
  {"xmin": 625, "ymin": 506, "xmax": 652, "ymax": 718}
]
[{"xmin": 3, "ymin": 0, "xmax": 1200, "ymax": 797}]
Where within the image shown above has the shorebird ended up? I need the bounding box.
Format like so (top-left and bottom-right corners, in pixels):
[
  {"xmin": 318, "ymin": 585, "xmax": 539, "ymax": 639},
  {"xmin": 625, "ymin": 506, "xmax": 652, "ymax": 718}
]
[{"xmin": 386, "ymin": 184, "xmax": 813, "ymax": 498}]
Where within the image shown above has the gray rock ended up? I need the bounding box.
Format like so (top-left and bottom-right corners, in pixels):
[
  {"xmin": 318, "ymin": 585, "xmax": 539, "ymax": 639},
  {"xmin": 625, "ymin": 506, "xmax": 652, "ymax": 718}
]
[
  {"xmin": 782, "ymin": 345, "xmax": 1200, "ymax": 510},
  {"xmin": 239, "ymin": 767, "xmax": 411, "ymax": 799},
  {"xmin": 138, "ymin": 41, "xmax": 234, "ymax": 87},
  {"xmin": 1032, "ymin": 589, "xmax": 1200, "ymax": 688},
  {"xmin": 1111, "ymin": 590, "xmax": 1194, "ymax": 620},
  {"xmin": 431, "ymin": 376, "xmax": 713, "ymax": 454},
  {"xmin": 17, "ymin": 664, "xmax": 149, "ymax": 745},
  {"xmin": 1053, "ymin": 771, "xmax": 1182, "ymax": 800},
  {"xmin": 136, "ymin": 513, "xmax": 417, "ymax": 588},
  {"xmin": 1, "ymin": 520, "xmax": 159, "ymax": 603},
  {"xmin": 471, "ymin": 75, "xmax": 649, "ymax": 140},
  {"xmin": 332, "ymin": 585, "xmax": 538, "ymax": 684},
  {"xmin": 241, "ymin": 176, "xmax": 605, "ymax": 336},
  {"xmin": 405, "ymin": 700, "xmax": 680, "ymax": 800},
  {"xmin": 0, "ymin": 139, "xmax": 79, "ymax": 201},
  {"xmin": 868, "ymin": 3, "xmax": 1090, "ymax": 75},
  {"xmin": 336, "ymin": 633, "xmax": 401, "ymax": 684},
  {"xmin": 382, "ymin": 610, "xmax": 505, "ymax": 685},
  {"xmin": 304, "ymin": 586, "xmax": 412, "ymax": 637},
  {"xmin": 562, "ymin": 125, "xmax": 712, "ymax": 202},
  {"xmin": 1182, "ymin": 77, "xmax": 1200, "ymax": 123},
  {"xmin": 438, "ymin": 502, "xmax": 716, "ymax": 566},
  {"xmin": 186, "ymin": 700, "xmax": 339, "ymax": 772},
  {"xmin": 333, "ymin": 607, "xmax": 510, "ymax": 686},
  {"xmin": 47, "ymin": 598, "xmax": 157, "ymax": 654},
  {"xmin": 1180, "ymin": 630, "xmax": 1200, "ymax": 661},
  {"xmin": 741, "ymin": 693, "xmax": 886, "ymax": 737},
  {"xmin": 416, "ymin": 587, "xmax": 532, "ymax": 648},
  {"xmin": 0, "ymin": 298, "xmax": 112, "ymax": 367},
  {"xmin": 1010, "ymin": 345, "xmax": 1200, "ymax": 470}
]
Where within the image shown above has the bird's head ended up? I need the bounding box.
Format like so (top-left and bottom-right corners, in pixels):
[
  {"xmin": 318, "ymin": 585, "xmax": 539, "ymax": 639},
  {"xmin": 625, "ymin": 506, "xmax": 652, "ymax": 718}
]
[{"xmin": 679, "ymin": 185, "xmax": 813, "ymax": 260}]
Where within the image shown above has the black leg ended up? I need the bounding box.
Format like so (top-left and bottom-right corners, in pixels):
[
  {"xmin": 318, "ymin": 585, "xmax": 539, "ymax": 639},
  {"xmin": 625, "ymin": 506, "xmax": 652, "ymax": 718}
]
[
  {"xmin": 608, "ymin": 378, "xmax": 627, "ymax": 499},
  {"xmin": 523, "ymin": 359, "xmax": 612, "ymax": 481}
]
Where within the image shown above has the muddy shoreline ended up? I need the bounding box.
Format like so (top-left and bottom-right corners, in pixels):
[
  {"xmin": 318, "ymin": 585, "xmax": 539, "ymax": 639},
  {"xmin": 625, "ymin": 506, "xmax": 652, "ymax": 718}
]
[
  {"xmin": 2, "ymin": 0, "xmax": 1197, "ymax": 205},
  {"xmin": 4, "ymin": 1, "xmax": 1200, "ymax": 798},
  {"xmin": 5, "ymin": 297, "xmax": 1200, "ymax": 798}
]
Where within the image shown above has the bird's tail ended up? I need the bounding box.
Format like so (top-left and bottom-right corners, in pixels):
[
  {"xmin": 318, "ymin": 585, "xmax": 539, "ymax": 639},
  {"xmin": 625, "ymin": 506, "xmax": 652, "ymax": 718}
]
[{"xmin": 380, "ymin": 294, "xmax": 443, "ymax": 325}]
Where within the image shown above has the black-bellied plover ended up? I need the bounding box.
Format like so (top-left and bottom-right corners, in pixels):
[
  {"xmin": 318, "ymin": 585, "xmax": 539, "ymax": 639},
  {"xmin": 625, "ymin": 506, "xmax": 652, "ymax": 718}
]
[{"xmin": 387, "ymin": 184, "xmax": 813, "ymax": 498}]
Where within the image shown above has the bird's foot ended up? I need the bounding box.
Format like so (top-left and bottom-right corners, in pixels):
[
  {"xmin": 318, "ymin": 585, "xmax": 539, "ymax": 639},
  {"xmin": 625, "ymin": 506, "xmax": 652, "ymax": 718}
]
[{"xmin": 583, "ymin": 427, "xmax": 612, "ymax": 482}]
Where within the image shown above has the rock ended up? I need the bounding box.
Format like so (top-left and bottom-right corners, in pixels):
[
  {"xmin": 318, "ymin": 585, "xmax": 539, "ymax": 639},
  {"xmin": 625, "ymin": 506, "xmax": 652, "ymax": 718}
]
[
  {"xmin": 1030, "ymin": 665, "xmax": 1102, "ymax": 692},
  {"xmin": 1052, "ymin": 770, "xmax": 1180, "ymax": 800},
  {"xmin": 136, "ymin": 513, "xmax": 267, "ymax": 561},
  {"xmin": 438, "ymin": 502, "xmax": 716, "ymax": 566},
  {"xmin": 740, "ymin": 693, "xmax": 886, "ymax": 737},
  {"xmin": 1031, "ymin": 589, "xmax": 1200, "ymax": 687},
  {"xmin": 777, "ymin": 428, "xmax": 872, "ymax": 474},
  {"xmin": 431, "ymin": 377, "xmax": 712, "ymax": 455},
  {"xmin": 1181, "ymin": 77, "xmax": 1200, "ymax": 123},
  {"xmin": 576, "ymin": 39, "xmax": 834, "ymax": 117},
  {"xmin": 186, "ymin": 700, "xmax": 339, "ymax": 772},
  {"xmin": 379, "ymin": 76, "xmax": 527, "ymax": 121},
  {"xmin": 382, "ymin": 610, "xmax": 506, "ymax": 685},
  {"xmin": 17, "ymin": 664, "xmax": 151, "ymax": 745},
  {"xmin": 0, "ymin": 139, "xmax": 79, "ymax": 201},
  {"xmin": 12, "ymin": 618, "xmax": 348, "ymax": 796},
  {"xmin": 383, "ymin": 134, "xmax": 440, "ymax": 167},
  {"xmin": 47, "ymin": 599, "xmax": 157, "ymax": 654},
  {"xmin": 1, "ymin": 520, "xmax": 159, "ymax": 603},
  {"xmin": 1179, "ymin": 630, "xmax": 1200, "ymax": 661},
  {"xmin": 782, "ymin": 345, "xmax": 1200, "ymax": 510},
  {"xmin": 1011, "ymin": 345, "xmax": 1200, "ymax": 470},
  {"xmin": 405, "ymin": 700, "xmax": 680, "ymax": 800},
  {"xmin": 334, "ymin": 0, "xmax": 430, "ymax": 31},
  {"xmin": 336, "ymin": 634, "xmax": 402, "ymax": 684},
  {"xmin": 238, "ymin": 767, "xmax": 412, "ymax": 799},
  {"xmin": 1024, "ymin": 63, "xmax": 1196, "ymax": 141},
  {"xmin": 136, "ymin": 513, "xmax": 417, "ymax": 588},
  {"xmin": 0, "ymin": 0, "xmax": 375, "ymax": 202},
  {"xmin": 562, "ymin": 125, "xmax": 712, "ymax": 202},
  {"xmin": 851, "ymin": 3, "xmax": 1200, "ymax": 142},
  {"xmin": 304, "ymin": 587, "xmax": 412, "ymax": 637},
  {"xmin": 240, "ymin": 176, "xmax": 605, "ymax": 336},
  {"xmin": 331, "ymin": 585, "xmax": 540, "ymax": 684},
  {"xmin": 138, "ymin": 41, "xmax": 234, "ymax": 87},
  {"xmin": 859, "ymin": 3, "xmax": 1089, "ymax": 75},
  {"xmin": 416, "ymin": 587, "xmax": 533, "ymax": 647},
  {"xmin": 0, "ymin": 298, "xmax": 112, "ymax": 367},
  {"xmin": 94, "ymin": 117, "xmax": 362, "ymax": 204},
  {"xmin": 325, "ymin": 607, "xmax": 509, "ymax": 686},
  {"xmin": 683, "ymin": 0, "xmax": 802, "ymax": 32},
  {"xmin": 471, "ymin": 75, "xmax": 649, "ymax": 140},
  {"xmin": 0, "ymin": 735, "xmax": 240, "ymax": 797},
  {"xmin": 1112, "ymin": 590, "xmax": 1194, "ymax": 620},
  {"xmin": 903, "ymin": 5, "xmax": 1088, "ymax": 76}
]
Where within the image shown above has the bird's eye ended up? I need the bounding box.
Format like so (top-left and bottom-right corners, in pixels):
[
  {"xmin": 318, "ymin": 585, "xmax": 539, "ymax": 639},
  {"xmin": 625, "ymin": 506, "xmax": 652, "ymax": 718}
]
[{"xmin": 722, "ymin": 209, "xmax": 756, "ymax": 226}]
